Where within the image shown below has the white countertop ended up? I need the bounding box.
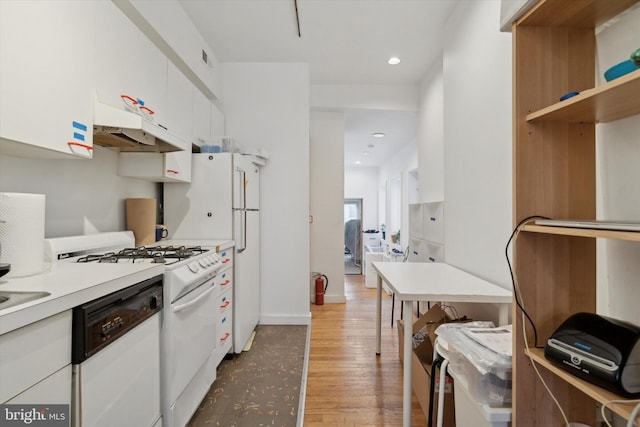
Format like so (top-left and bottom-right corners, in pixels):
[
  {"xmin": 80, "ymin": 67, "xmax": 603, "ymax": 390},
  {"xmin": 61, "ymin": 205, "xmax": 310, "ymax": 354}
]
[
  {"xmin": 372, "ymin": 261, "xmax": 512, "ymax": 303},
  {"xmin": 0, "ymin": 262, "xmax": 164, "ymax": 335}
]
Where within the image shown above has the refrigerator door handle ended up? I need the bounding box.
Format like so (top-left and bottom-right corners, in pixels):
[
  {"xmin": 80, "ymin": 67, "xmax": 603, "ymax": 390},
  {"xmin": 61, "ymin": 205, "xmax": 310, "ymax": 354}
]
[
  {"xmin": 237, "ymin": 210, "xmax": 247, "ymax": 253},
  {"xmin": 236, "ymin": 168, "xmax": 246, "ymax": 210}
]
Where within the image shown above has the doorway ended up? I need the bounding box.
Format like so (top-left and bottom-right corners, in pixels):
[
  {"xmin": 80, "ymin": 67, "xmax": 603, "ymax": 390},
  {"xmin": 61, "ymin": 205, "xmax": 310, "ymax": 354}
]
[{"xmin": 344, "ymin": 198, "xmax": 362, "ymax": 275}]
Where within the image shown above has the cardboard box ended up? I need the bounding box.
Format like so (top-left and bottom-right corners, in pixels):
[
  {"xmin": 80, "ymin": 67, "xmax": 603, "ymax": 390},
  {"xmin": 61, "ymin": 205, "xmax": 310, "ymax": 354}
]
[{"xmin": 397, "ymin": 303, "xmax": 455, "ymax": 427}]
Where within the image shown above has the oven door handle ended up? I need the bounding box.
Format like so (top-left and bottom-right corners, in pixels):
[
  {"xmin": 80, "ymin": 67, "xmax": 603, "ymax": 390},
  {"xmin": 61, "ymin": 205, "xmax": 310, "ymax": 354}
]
[{"xmin": 173, "ymin": 283, "xmax": 216, "ymax": 313}]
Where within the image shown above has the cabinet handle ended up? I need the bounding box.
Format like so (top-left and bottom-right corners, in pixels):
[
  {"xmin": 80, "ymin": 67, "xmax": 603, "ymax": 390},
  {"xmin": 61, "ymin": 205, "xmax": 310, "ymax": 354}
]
[
  {"xmin": 220, "ymin": 301, "xmax": 231, "ymax": 309},
  {"xmin": 67, "ymin": 142, "xmax": 93, "ymax": 158},
  {"xmin": 166, "ymin": 169, "xmax": 179, "ymax": 175},
  {"xmin": 120, "ymin": 94, "xmax": 138, "ymax": 106},
  {"xmin": 140, "ymin": 106, "xmax": 155, "ymax": 116},
  {"xmin": 220, "ymin": 332, "xmax": 230, "ymax": 342}
]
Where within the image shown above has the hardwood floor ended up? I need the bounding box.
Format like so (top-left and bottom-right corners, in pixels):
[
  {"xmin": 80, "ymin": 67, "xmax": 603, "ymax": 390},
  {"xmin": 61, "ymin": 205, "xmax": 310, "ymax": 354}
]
[{"xmin": 304, "ymin": 275, "xmax": 427, "ymax": 426}]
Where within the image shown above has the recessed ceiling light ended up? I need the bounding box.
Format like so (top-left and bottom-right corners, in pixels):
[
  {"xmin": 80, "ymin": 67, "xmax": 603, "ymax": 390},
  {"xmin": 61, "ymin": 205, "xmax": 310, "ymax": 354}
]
[
  {"xmin": 387, "ymin": 57, "xmax": 401, "ymax": 65},
  {"xmin": 355, "ymin": 160, "xmax": 361, "ymax": 165},
  {"xmin": 361, "ymin": 151, "xmax": 370, "ymax": 155},
  {"xmin": 372, "ymin": 132, "xmax": 385, "ymax": 138}
]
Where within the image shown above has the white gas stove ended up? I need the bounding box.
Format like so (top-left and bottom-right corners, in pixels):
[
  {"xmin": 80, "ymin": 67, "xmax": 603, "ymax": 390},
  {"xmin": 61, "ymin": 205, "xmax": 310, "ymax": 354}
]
[{"xmin": 45, "ymin": 231, "xmax": 229, "ymax": 427}]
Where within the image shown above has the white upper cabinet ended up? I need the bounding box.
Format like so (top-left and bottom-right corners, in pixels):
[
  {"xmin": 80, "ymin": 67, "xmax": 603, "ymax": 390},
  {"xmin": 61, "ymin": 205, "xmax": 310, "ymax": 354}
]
[
  {"xmin": 210, "ymin": 103, "xmax": 226, "ymax": 140},
  {"xmin": 0, "ymin": 1, "xmax": 95, "ymax": 159},
  {"xmin": 93, "ymin": 2, "xmax": 168, "ymax": 131},
  {"xmin": 93, "ymin": 1, "xmax": 138, "ymax": 113},
  {"xmin": 192, "ymin": 88, "xmax": 211, "ymax": 148},
  {"xmin": 166, "ymin": 63, "xmax": 193, "ymax": 144},
  {"xmin": 122, "ymin": 0, "xmax": 221, "ymax": 99},
  {"xmin": 135, "ymin": 35, "xmax": 168, "ymax": 131}
]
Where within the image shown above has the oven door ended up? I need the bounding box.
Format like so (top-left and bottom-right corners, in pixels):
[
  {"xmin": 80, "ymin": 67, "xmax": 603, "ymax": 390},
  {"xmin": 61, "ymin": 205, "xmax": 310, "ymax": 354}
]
[{"xmin": 163, "ymin": 277, "xmax": 217, "ymax": 407}]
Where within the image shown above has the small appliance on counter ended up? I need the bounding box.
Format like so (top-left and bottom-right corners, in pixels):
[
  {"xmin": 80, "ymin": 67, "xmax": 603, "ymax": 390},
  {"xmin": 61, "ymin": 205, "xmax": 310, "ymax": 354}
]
[{"xmin": 544, "ymin": 312, "xmax": 640, "ymax": 397}]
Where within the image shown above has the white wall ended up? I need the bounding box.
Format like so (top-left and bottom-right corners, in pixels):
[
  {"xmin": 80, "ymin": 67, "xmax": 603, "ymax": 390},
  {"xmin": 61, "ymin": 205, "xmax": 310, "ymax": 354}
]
[
  {"xmin": 310, "ymin": 111, "xmax": 346, "ymax": 303},
  {"xmin": 442, "ymin": 0, "xmax": 512, "ymax": 281},
  {"xmin": 222, "ymin": 63, "xmax": 311, "ymax": 325},
  {"xmin": 436, "ymin": 0, "xmax": 512, "ymax": 324},
  {"xmin": 378, "ymin": 142, "xmax": 418, "ymax": 250},
  {"xmin": 417, "ymin": 60, "xmax": 445, "ymax": 203},
  {"xmin": 0, "ymin": 147, "xmax": 158, "ymax": 237},
  {"xmin": 311, "ymin": 85, "xmax": 418, "ymax": 112},
  {"xmin": 595, "ymin": 6, "xmax": 640, "ymax": 325},
  {"xmin": 345, "ymin": 166, "xmax": 379, "ymax": 232}
]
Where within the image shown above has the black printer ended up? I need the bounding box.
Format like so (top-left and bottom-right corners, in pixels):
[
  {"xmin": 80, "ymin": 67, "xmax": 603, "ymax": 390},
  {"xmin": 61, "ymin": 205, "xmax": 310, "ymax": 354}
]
[{"xmin": 544, "ymin": 312, "xmax": 640, "ymax": 397}]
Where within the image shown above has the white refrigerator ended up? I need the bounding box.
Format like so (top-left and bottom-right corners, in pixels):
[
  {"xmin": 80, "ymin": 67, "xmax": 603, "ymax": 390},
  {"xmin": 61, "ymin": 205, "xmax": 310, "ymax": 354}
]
[{"xmin": 164, "ymin": 153, "xmax": 260, "ymax": 353}]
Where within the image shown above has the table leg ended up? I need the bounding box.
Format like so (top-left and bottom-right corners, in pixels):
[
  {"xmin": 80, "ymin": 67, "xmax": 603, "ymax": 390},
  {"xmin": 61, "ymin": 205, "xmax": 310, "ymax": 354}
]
[
  {"xmin": 403, "ymin": 299, "xmax": 413, "ymax": 427},
  {"xmin": 376, "ymin": 273, "xmax": 382, "ymax": 355},
  {"xmin": 436, "ymin": 358, "xmax": 449, "ymax": 427}
]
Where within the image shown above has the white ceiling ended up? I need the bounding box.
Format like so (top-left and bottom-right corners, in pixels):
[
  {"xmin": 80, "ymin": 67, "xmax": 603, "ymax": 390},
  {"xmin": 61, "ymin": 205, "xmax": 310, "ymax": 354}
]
[{"xmin": 178, "ymin": 0, "xmax": 459, "ymax": 167}]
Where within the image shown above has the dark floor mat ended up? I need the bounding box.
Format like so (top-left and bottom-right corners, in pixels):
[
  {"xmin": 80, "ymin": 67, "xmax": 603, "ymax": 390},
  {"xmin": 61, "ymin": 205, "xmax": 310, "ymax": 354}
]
[{"xmin": 187, "ymin": 324, "xmax": 308, "ymax": 427}]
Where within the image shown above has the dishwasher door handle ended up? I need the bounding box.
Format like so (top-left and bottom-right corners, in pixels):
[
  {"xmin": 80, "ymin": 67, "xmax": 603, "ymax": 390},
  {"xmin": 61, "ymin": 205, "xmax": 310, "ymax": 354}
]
[{"xmin": 173, "ymin": 284, "xmax": 216, "ymax": 313}]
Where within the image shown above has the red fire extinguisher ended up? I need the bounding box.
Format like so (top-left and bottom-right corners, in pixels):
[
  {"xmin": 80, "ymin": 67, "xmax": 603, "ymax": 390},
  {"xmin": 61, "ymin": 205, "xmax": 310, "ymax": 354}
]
[{"xmin": 315, "ymin": 274, "xmax": 328, "ymax": 305}]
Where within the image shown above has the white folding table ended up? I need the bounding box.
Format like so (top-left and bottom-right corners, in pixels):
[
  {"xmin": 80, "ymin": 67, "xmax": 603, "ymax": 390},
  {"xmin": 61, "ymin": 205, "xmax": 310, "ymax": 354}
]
[{"xmin": 372, "ymin": 262, "xmax": 512, "ymax": 427}]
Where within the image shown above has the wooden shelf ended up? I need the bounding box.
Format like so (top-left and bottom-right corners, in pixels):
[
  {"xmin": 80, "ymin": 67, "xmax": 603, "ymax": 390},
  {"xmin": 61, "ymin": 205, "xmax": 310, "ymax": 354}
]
[
  {"xmin": 522, "ymin": 224, "xmax": 640, "ymax": 241},
  {"xmin": 526, "ymin": 69, "xmax": 640, "ymax": 123},
  {"xmin": 526, "ymin": 348, "xmax": 639, "ymax": 421},
  {"xmin": 519, "ymin": 0, "xmax": 639, "ymax": 28}
]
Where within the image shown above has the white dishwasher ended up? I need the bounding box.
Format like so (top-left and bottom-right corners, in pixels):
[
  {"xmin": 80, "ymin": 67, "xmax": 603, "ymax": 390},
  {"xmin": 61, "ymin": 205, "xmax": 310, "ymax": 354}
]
[{"xmin": 71, "ymin": 275, "xmax": 163, "ymax": 427}]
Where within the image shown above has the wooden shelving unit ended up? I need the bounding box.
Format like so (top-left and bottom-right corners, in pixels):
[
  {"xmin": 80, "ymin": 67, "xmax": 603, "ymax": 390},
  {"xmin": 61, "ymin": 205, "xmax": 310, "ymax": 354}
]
[
  {"xmin": 511, "ymin": 0, "xmax": 640, "ymax": 426},
  {"xmin": 526, "ymin": 348, "xmax": 638, "ymax": 420},
  {"xmin": 523, "ymin": 225, "xmax": 640, "ymax": 242},
  {"xmin": 526, "ymin": 69, "xmax": 640, "ymax": 123}
]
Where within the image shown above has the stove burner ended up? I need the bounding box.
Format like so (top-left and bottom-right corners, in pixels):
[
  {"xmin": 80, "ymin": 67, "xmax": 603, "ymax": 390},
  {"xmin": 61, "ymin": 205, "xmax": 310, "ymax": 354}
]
[{"xmin": 75, "ymin": 245, "xmax": 207, "ymax": 264}]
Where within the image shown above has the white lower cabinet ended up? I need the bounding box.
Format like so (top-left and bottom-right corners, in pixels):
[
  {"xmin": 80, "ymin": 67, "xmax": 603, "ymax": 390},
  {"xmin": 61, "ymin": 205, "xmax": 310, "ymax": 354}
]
[
  {"xmin": 6, "ymin": 366, "xmax": 72, "ymax": 406},
  {"xmin": 0, "ymin": 311, "xmax": 72, "ymax": 404},
  {"xmin": 0, "ymin": 1, "xmax": 94, "ymax": 159}
]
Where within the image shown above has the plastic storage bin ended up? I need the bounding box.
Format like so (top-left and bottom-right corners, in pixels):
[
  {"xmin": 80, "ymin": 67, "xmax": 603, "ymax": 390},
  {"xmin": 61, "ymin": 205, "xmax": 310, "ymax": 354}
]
[{"xmin": 436, "ymin": 322, "xmax": 512, "ymax": 408}]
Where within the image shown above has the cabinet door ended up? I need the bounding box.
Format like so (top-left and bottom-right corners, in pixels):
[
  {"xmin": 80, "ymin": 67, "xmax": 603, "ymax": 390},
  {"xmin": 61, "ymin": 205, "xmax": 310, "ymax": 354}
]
[
  {"xmin": 163, "ymin": 63, "xmax": 193, "ymax": 182},
  {"xmin": 93, "ymin": 2, "xmax": 167, "ymax": 126},
  {"xmin": 192, "ymin": 88, "xmax": 211, "ymax": 148},
  {"xmin": 0, "ymin": 1, "xmax": 94, "ymax": 159},
  {"xmin": 164, "ymin": 150, "xmax": 191, "ymax": 183},
  {"xmin": 210, "ymin": 102, "xmax": 225, "ymax": 139},
  {"xmin": 93, "ymin": 1, "xmax": 138, "ymax": 111},
  {"xmin": 136, "ymin": 33, "xmax": 168, "ymax": 130},
  {"xmin": 166, "ymin": 62, "xmax": 192, "ymax": 144}
]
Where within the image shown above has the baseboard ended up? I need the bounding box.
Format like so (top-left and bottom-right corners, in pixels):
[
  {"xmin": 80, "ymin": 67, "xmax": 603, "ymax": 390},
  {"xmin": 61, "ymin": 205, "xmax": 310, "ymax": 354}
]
[
  {"xmin": 323, "ymin": 294, "xmax": 347, "ymax": 303},
  {"xmin": 260, "ymin": 312, "xmax": 312, "ymax": 325}
]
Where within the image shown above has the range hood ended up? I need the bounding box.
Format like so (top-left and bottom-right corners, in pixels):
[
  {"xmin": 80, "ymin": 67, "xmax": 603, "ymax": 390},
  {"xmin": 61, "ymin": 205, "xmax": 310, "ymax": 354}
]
[{"xmin": 93, "ymin": 97, "xmax": 184, "ymax": 153}]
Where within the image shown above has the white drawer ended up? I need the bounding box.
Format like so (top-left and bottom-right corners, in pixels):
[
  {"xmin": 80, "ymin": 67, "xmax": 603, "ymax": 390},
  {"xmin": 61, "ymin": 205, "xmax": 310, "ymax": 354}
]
[
  {"xmin": 0, "ymin": 310, "xmax": 72, "ymax": 403},
  {"xmin": 425, "ymin": 242, "xmax": 445, "ymax": 263},
  {"xmin": 6, "ymin": 365, "xmax": 71, "ymax": 405},
  {"xmin": 217, "ymin": 269, "xmax": 233, "ymax": 294},
  {"xmin": 423, "ymin": 201, "xmax": 444, "ymax": 244}
]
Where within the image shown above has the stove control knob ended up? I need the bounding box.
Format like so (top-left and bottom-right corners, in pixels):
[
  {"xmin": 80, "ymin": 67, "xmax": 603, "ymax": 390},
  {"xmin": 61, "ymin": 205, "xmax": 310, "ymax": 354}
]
[
  {"xmin": 188, "ymin": 262, "xmax": 199, "ymax": 273},
  {"xmin": 199, "ymin": 259, "xmax": 208, "ymax": 268},
  {"xmin": 208, "ymin": 255, "xmax": 217, "ymax": 265},
  {"xmin": 212, "ymin": 253, "xmax": 221, "ymax": 263}
]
